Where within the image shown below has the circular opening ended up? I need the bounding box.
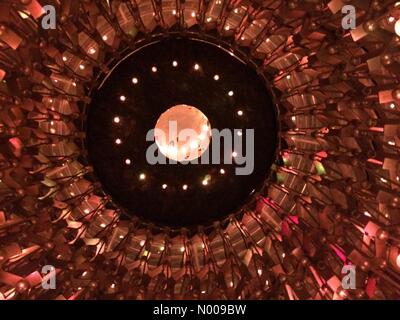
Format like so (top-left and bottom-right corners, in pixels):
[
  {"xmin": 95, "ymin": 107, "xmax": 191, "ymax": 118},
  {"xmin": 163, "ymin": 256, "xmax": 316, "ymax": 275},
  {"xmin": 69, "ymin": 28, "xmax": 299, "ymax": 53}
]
[{"xmin": 85, "ymin": 37, "xmax": 277, "ymax": 228}]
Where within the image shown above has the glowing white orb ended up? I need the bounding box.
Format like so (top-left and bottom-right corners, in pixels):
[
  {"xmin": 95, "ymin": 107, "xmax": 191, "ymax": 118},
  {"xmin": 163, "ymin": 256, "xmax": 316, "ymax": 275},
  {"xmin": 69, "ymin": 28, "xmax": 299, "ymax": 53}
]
[{"xmin": 154, "ymin": 104, "xmax": 211, "ymax": 162}]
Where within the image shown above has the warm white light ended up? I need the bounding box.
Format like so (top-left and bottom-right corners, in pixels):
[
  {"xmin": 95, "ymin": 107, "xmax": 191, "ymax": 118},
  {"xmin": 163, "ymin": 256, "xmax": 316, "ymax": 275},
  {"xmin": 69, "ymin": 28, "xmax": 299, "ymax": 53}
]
[
  {"xmin": 79, "ymin": 64, "xmax": 85, "ymax": 70},
  {"xmin": 237, "ymin": 110, "xmax": 243, "ymax": 116},
  {"xmin": 213, "ymin": 74, "xmax": 220, "ymax": 81},
  {"xmin": 390, "ymin": 103, "xmax": 396, "ymax": 109},
  {"xmin": 84, "ymin": 209, "xmax": 90, "ymax": 214},
  {"xmin": 120, "ymin": 95, "xmax": 126, "ymax": 102},
  {"xmin": 62, "ymin": 56, "xmax": 67, "ymax": 62},
  {"xmin": 257, "ymin": 269, "xmax": 262, "ymax": 276},
  {"xmin": 172, "ymin": 60, "xmax": 178, "ymax": 67},
  {"xmin": 100, "ymin": 223, "xmax": 106, "ymax": 228},
  {"xmin": 180, "ymin": 246, "xmax": 185, "ymax": 252},
  {"xmin": 286, "ymin": 75, "xmax": 291, "ymax": 79},
  {"xmin": 202, "ymin": 179, "xmax": 208, "ymax": 186},
  {"xmin": 125, "ymin": 158, "xmax": 131, "ymax": 165},
  {"xmin": 102, "ymin": 35, "xmax": 108, "ymax": 41},
  {"xmin": 237, "ymin": 130, "xmax": 242, "ymax": 136},
  {"xmin": 396, "ymin": 254, "xmax": 400, "ymax": 268},
  {"xmin": 389, "ymin": 16, "xmax": 395, "ymax": 23},
  {"xmin": 225, "ymin": 25, "xmax": 230, "ymax": 30},
  {"xmin": 154, "ymin": 105, "xmax": 211, "ymax": 162},
  {"xmin": 194, "ymin": 63, "xmax": 200, "ymax": 70},
  {"xmin": 220, "ymin": 168, "xmax": 225, "ymax": 174},
  {"xmin": 113, "ymin": 116, "xmax": 120, "ymax": 123},
  {"xmin": 364, "ymin": 211, "xmax": 372, "ymax": 217},
  {"xmin": 191, "ymin": 11, "xmax": 196, "ymax": 18},
  {"xmin": 139, "ymin": 173, "xmax": 146, "ymax": 180},
  {"xmin": 190, "ymin": 141, "xmax": 198, "ymax": 149},
  {"xmin": 206, "ymin": 17, "xmax": 212, "ymax": 22},
  {"xmin": 139, "ymin": 240, "xmax": 145, "ymax": 246},
  {"xmin": 182, "ymin": 184, "xmax": 188, "ymax": 190},
  {"xmin": 291, "ymin": 116, "xmax": 296, "ymax": 121},
  {"xmin": 115, "ymin": 138, "xmax": 122, "ymax": 145},
  {"xmin": 152, "ymin": 66, "xmax": 158, "ymax": 73},
  {"xmin": 89, "ymin": 48, "xmax": 96, "ymax": 54},
  {"xmin": 234, "ymin": 8, "xmax": 239, "ymax": 13},
  {"xmin": 228, "ymin": 91, "xmax": 234, "ymax": 96},
  {"xmin": 395, "ymin": 19, "xmax": 400, "ymax": 36},
  {"xmin": 162, "ymin": 184, "xmax": 167, "ymax": 189},
  {"xmin": 232, "ymin": 151, "xmax": 237, "ymax": 157},
  {"xmin": 172, "ymin": 9, "xmax": 176, "ymax": 15},
  {"xmin": 132, "ymin": 77, "xmax": 138, "ymax": 84}
]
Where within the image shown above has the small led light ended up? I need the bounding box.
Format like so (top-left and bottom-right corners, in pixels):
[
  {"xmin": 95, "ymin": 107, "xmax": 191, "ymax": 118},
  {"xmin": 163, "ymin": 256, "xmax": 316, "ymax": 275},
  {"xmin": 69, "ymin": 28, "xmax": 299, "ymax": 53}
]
[
  {"xmin": 115, "ymin": 138, "xmax": 122, "ymax": 145},
  {"xmin": 172, "ymin": 60, "xmax": 178, "ymax": 67},
  {"xmin": 89, "ymin": 48, "xmax": 96, "ymax": 54},
  {"xmin": 225, "ymin": 25, "xmax": 230, "ymax": 30},
  {"xmin": 79, "ymin": 64, "xmax": 85, "ymax": 70},
  {"xmin": 125, "ymin": 159, "xmax": 131, "ymax": 165},
  {"xmin": 220, "ymin": 168, "xmax": 225, "ymax": 174},
  {"xmin": 102, "ymin": 35, "xmax": 108, "ymax": 41},
  {"xmin": 291, "ymin": 116, "xmax": 296, "ymax": 121},
  {"xmin": 234, "ymin": 8, "xmax": 239, "ymax": 13},
  {"xmin": 213, "ymin": 74, "xmax": 220, "ymax": 81},
  {"xmin": 266, "ymin": 38, "xmax": 270, "ymax": 42},
  {"xmin": 237, "ymin": 110, "xmax": 243, "ymax": 116},
  {"xmin": 152, "ymin": 66, "xmax": 158, "ymax": 73},
  {"xmin": 228, "ymin": 91, "xmax": 234, "ymax": 96},
  {"xmin": 120, "ymin": 95, "xmax": 126, "ymax": 102},
  {"xmin": 182, "ymin": 184, "xmax": 188, "ymax": 190},
  {"xmin": 160, "ymin": 246, "xmax": 165, "ymax": 251},
  {"xmin": 100, "ymin": 223, "xmax": 106, "ymax": 228},
  {"xmin": 202, "ymin": 179, "xmax": 208, "ymax": 186},
  {"xmin": 237, "ymin": 130, "xmax": 242, "ymax": 136},
  {"xmin": 162, "ymin": 184, "xmax": 167, "ymax": 189},
  {"xmin": 206, "ymin": 17, "xmax": 212, "ymax": 22},
  {"xmin": 132, "ymin": 77, "xmax": 138, "ymax": 84},
  {"xmin": 84, "ymin": 209, "xmax": 90, "ymax": 214},
  {"xmin": 364, "ymin": 211, "xmax": 372, "ymax": 217},
  {"xmin": 191, "ymin": 11, "xmax": 196, "ymax": 18},
  {"xmin": 232, "ymin": 151, "xmax": 237, "ymax": 157},
  {"xmin": 194, "ymin": 63, "xmax": 200, "ymax": 70},
  {"xmin": 113, "ymin": 116, "xmax": 120, "ymax": 123},
  {"xmin": 139, "ymin": 240, "xmax": 145, "ymax": 246},
  {"xmin": 389, "ymin": 16, "xmax": 395, "ymax": 23},
  {"xmin": 139, "ymin": 173, "xmax": 146, "ymax": 180},
  {"xmin": 257, "ymin": 269, "xmax": 262, "ymax": 276},
  {"xmin": 62, "ymin": 56, "xmax": 67, "ymax": 62},
  {"xmin": 390, "ymin": 103, "xmax": 396, "ymax": 109},
  {"xmin": 172, "ymin": 9, "xmax": 176, "ymax": 15},
  {"xmin": 286, "ymin": 75, "xmax": 291, "ymax": 79},
  {"xmin": 180, "ymin": 246, "xmax": 185, "ymax": 252},
  {"xmin": 72, "ymin": 82, "xmax": 77, "ymax": 87}
]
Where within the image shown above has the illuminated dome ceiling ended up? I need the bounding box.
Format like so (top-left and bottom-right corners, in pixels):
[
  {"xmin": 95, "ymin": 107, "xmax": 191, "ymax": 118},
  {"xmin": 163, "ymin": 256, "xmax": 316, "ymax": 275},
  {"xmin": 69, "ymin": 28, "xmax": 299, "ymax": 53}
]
[{"xmin": 0, "ymin": 0, "xmax": 400, "ymax": 300}]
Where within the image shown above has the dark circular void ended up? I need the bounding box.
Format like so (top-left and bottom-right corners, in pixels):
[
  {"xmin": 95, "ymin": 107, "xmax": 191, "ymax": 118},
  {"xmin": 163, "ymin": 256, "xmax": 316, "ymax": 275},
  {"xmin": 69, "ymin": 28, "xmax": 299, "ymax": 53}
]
[{"xmin": 86, "ymin": 38, "xmax": 277, "ymax": 228}]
